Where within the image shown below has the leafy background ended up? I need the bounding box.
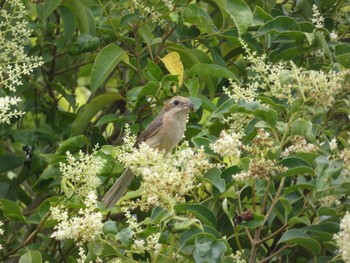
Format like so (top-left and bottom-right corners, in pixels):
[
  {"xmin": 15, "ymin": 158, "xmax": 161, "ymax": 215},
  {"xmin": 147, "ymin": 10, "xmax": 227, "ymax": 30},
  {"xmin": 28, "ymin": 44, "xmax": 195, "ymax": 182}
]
[{"xmin": 0, "ymin": 0, "xmax": 349, "ymax": 262}]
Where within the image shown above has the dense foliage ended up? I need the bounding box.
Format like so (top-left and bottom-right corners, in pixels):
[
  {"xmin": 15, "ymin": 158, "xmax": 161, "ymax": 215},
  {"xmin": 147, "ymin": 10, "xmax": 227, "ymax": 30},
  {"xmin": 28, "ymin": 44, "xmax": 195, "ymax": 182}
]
[{"xmin": 0, "ymin": 0, "xmax": 350, "ymax": 262}]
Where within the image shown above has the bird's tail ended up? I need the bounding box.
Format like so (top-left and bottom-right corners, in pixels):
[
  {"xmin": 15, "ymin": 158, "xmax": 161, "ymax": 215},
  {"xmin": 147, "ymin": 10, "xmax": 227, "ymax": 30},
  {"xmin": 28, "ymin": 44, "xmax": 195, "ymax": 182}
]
[{"xmin": 102, "ymin": 167, "xmax": 134, "ymax": 209}]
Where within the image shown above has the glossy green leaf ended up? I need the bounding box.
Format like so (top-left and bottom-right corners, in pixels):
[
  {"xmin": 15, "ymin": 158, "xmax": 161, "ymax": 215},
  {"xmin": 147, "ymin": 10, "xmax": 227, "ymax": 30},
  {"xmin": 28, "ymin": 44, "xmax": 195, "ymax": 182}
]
[
  {"xmin": 19, "ymin": 249, "xmax": 42, "ymax": 263},
  {"xmin": 95, "ymin": 114, "xmax": 120, "ymax": 126},
  {"xmin": 193, "ymin": 237, "xmax": 227, "ymax": 263},
  {"xmin": 61, "ymin": 0, "xmax": 95, "ymax": 35},
  {"xmin": 189, "ymin": 63, "xmax": 239, "ymax": 82},
  {"xmin": 175, "ymin": 204, "xmax": 217, "ymax": 228},
  {"xmin": 59, "ymin": 6, "xmax": 76, "ymax": 46},
  {"xmin": 72, "ymin": 92, "xmax": 123, "ymax": 135},
  {"xmin": 138, "ymin": 81, "xmax": 159, "ymax": 98},
  {"xmin": 335, "ymin": 43, "xmax": 350, "ymax": 67},
  {"xmin": 0, "ymin": 198, "xmax": 26, "ymax": 222},
  {"xmin": 217, "ymin": 0, "xmax": 253, "ymax": 36},
  {"xmin": 278, "ymin": 229, "xmax": 321, "ymax": 256},
  {"xmin": 291, "ymin": 119, "xmax": 316, "ymax": 143},
  {"xmin": 68, "ymin": 34, "xmax": 100, "ymax": 55},
  {"xmin": 256, "ymin": 16, "xmax": 304, "ymax": 40},
  {"xmin": 184, "ymin": 77, "xmax": 199, "ymax": 97},
  {"xmin": 238, "ymin": 211, "xmax": 264, "ymax": 228},
  {"xmin": 0, "ymin": 154, "xmax": 23, "ymax": 173},
  {"xmin": 142, "ymin": 60, "xmax": 163, "ymax": 82},
  {"xmin": 43, "ymin": 0, "xmax": 62, "ymax": 19},
  {"xmin": 315, "ymin": 31, "xmax": 333, "ymax": 62},
  {"xmin": 90, "ymin": 44, "xmax": 125, "ymax": 92},
  {"xmin": 55, "ymin": 135, "xmax": 88, "ymax": 155},
  {"xmin": 103, "ymin": 221, "xmax": 119, "ymax": 235},
  {"xmin": 304, "ymin": 222, "xmax": 339, "ymax": 241},
  {"xmin": 203, "ymin": 167, "xmax": 226, "ymax": 193},
  {"xmin": 253, "ymin": 108, "xmax": 277, "ymax": 127}
]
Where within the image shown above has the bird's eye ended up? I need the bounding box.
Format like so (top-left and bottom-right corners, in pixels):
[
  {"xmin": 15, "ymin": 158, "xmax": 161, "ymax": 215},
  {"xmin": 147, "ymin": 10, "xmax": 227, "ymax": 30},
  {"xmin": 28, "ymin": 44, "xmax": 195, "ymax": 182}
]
[{"xmin": 173, "ymin": 99, "xmax": 180, "ymax": 106}]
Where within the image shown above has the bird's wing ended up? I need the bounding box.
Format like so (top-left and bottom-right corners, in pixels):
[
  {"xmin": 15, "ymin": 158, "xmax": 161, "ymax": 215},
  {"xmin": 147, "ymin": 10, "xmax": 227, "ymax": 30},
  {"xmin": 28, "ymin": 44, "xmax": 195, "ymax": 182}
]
[{"xmin": 134, "ymin": 114, "xmax": 164, "ymax": 147}]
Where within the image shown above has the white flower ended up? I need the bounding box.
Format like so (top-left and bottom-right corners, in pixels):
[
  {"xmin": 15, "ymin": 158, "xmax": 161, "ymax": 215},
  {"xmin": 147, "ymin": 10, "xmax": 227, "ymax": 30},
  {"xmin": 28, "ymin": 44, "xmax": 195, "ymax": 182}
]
[
  {"xmin": 229, "ymin": 250, "xmax": 247, "ymax": 263},
  {"xmin": 59, "ymin": 146, "xmax": 105, "ymax": 199},
  {"xmin": 329, "ymin": 138, "xmax": 337, "ymax": 152},
  {"xmin": 334, "ymin": 212, "xmax": 350, "ymax": 262},
  {"xmin": 282, "ymin": 136, "xmax": 318, "ymax": 157},
  {"xmin": 330, "ymin": 31, "xmax": 338, "ymax": 41},
  {"xmin": 51, "ymin": 192, "xmax": 103, "ymax": 245},
  {"xmin": 0, "ymin": 0, "xmax": 44, "ymax": 123},
  {"xmin": 311, "ymin": 4, "xmax": 324, "ymax": 28},
  {"xmin": 210, "ymin": 130, "xmax": 243, "ymax": 158}
]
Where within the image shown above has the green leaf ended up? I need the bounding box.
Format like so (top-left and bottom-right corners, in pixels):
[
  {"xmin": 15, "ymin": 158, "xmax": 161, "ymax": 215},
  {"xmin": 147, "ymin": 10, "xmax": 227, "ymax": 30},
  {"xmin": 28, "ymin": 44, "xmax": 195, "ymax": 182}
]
[
  {"xmin": 90, "ymin": 44, "xmax": 125, "ymax": 92},
  {"xmin": 256, "ymin": 16, "xmax": 304, "ymax": 40},
  {"xmin": 95, "ymin": 114, "xmax": 120, "ymax": 126},
  {"xmin": 175, "ymin": 204, "xmax": 217, "ymax": 228},
  {"xmin": 72, "ymin": 92, "xmax": 123, "ymax": 135},
  {"xmin": 19, "ymin": 249, "xmax": 42, "ymax": 263},
  {"xmin": 183, "ymin": 3, "xmax": 200, "ymax": 25},
  {"xmin": 59, "ymin": 6, "xmax": 76, "ymax": 46},
  {"xmin": 103, "ymin": 221, "xmax": 119, "ymax": 235},
  {"xmin": 315, "ymin": 31, "xmax": 333, "ymax": 62},
  {"xmin": 304, "ymin": 222, "xmax": 339, "ymax": 242},
  {"xmin": 61, "ymin": 0, "xmax": 95, "ymax": 35},
  {"xmin": 142, "ymin": 60, "xmax": 163, "ymax": 82},
  {"xmin": 43, "ymin": 0, "xmax": 62, "ymax": 19},
  {"xmin": 68, "ymin": 34, "xmax": 100, "ymax": 55},
  {"xmin": 217, "ymin": 0, "xmax": 253, "ymax": 36},
  {"xmin": 193, "ymin": 237, "xmax": 227, "ymax": 263},
  {"xmin": 291, "ymin": 119, "xmax": 316, "ymax": 143},
  {"xmin": 138, "ymin": 81, "xmax": 159, "ymax": 98},
  {"xmin": 278, "ymin": 229, "xmax": 321, "ymax": 256},
  {"xmin": 335, "ymin": 43, "xmax": 350, "ymax": 68},
  {"xmin": 253, "ymin": 108, "xmax": 277, "ymax": 127},
  {"xmin": 189, "ymin": 64, "xmax": 239, "ymax": 82},
  {"xmin": 184, "ymin": 77, "xmax": 199, "ymax": 97},
  {"xmin": 0, "ymin": 154, "xmax": 23, "ymax": 173},
  {"xmin": 0, "ymin": 198, "xmax": 26, "ymax": 222},
  {"xmin": 238, "ymin": 211, "xmax": 264, "ymax": 228},
  {"xmin": 55, "ymin": 135, "xmax": 88, "ymax": 155},
  {"xmin": 202, "ymin": 167, "xmax": 225, "ymax": 193}
]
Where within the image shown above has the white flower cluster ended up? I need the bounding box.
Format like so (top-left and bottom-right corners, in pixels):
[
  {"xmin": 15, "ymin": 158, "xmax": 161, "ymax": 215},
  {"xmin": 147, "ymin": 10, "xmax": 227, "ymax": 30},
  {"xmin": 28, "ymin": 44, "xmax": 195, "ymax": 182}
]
[
  {"xmin": 224, "ymin": 78, "xmax": 257, "ymax": 103},
  {"xmin": 225, "ymin": 39, "xmax": 345, "ymax": 109},
  {"xmin": 133, "ymin": 232, "xmax": 162, "ymax": 255},
  {"xmin": 59, "ymin": 147, "xmax": 105, "ymax": 198},
  {"xmin": 234, "ymin": 129, "xmax": 286, "ymax": 181},
  {"xmin": 210, "ymin": 130, "xmax": 243, "ymax": 158},
  {"xmin": 0, "ymin": 96, "xmax": 24, "ymax": 124},
  {"xmin": 229, "ymin": 250, "xmax": 247, "ymax": 263},
  {"xmin": 77, "ymin": 246, "xmax": 103, "ymax": 263},
  {"xmin": 117, "ymin": 130, "xmax": 213, "ymax": 210},
  {"xmin": 318, "ymin": 195, "xmax": 341, "ymax": 207},
  {"xmin": 51, "ymin": 192, "xmax": 104, "ymax": 246},
  {"xmin": 0, "ymin": 0, "xmax": 44, "ymax": 124},
  {"xmin": 334, "ymin": 212, "xmax": 350, "ymax": 262},
  {"xmin": 0, "ymin": 221, "xmax": 4, "ymax": 250},
  {"xmin": 282, "ymin": 135, "xmax": 318, "ymax": 157},
  {"xmin": 122, "ymin": 207, "xmax": 162, "ymax": 256},
  {"xmin": 289, "ymin": 63, "xmax": 344, "ymax": 108},
  {"xmin": 131, "ymin": 0, "xmax": 168, "ymax": 25},
  {"xmin": 311, "ymin": 4, "xmax": 325, "ymax": 28}
]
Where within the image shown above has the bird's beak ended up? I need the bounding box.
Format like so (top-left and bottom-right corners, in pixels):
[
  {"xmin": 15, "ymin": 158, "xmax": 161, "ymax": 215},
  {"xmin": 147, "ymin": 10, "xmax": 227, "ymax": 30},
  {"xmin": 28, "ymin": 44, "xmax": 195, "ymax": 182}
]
[{"xmin": 188, "ymin": 101, "xmax": 196, "ymax": 112}]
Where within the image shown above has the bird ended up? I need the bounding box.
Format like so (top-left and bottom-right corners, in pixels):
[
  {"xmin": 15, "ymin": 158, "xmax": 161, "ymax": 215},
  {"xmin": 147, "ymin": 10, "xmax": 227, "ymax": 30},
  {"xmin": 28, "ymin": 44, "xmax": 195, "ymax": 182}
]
[{"xmin": 102, "ymin": 96, "xmax": 195, "ymax": 208}]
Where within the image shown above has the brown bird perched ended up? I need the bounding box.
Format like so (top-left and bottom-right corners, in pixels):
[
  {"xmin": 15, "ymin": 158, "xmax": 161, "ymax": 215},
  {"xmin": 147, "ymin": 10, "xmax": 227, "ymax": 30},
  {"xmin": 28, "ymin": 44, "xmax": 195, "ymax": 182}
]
[{"xmin": 102, "ymin": 96, "xmax": 195, "ymax": 208}]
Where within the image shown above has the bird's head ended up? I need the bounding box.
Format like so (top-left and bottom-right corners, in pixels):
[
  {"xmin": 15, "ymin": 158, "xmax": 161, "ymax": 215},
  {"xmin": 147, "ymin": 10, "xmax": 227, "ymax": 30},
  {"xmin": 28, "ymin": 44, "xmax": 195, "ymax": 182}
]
[{"xmin": 163, "ymin": 96, "xmax": 195, "ymax": 115}]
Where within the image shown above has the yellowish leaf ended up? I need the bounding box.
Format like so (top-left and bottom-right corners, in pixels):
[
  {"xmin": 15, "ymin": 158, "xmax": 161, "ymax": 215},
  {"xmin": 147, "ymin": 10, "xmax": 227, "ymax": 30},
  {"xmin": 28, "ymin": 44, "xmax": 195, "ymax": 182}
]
[{"xmin": 160, "ymin": 51, "xmax": 184, "ymax": 87}]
